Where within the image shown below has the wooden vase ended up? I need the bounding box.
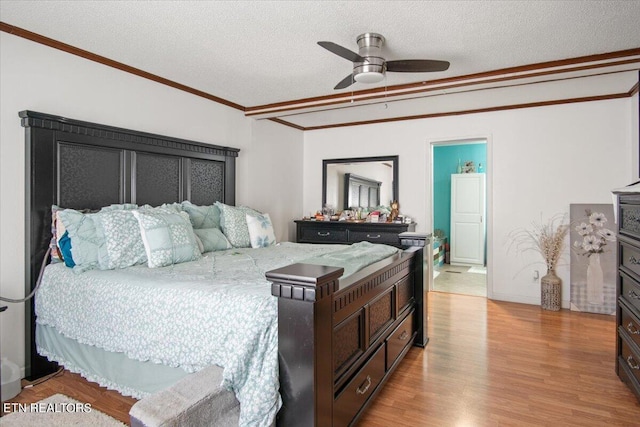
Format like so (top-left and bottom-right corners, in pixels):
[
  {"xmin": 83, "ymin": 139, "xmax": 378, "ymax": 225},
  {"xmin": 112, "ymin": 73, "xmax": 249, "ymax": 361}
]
[{"xmin": 541, "ymin": 269, "xmax": 561, "ymax": 311}]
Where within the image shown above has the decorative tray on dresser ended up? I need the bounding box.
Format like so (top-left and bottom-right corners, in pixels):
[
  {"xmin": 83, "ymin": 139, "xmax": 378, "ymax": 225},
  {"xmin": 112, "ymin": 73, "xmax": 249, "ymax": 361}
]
[
  {"xmin": 615, "ymin": 190, "xmax": 640, "ymax": 402},
  {"xmin": 295, "ymin": 220, "xmax": 415, "ymax": 248}
]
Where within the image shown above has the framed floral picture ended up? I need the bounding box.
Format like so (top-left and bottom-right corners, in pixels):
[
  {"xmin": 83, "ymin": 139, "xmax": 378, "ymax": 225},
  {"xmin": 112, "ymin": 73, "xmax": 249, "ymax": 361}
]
[{"xmin": 569, "ymin": 204, "xmax": 617, "ymax": 314}]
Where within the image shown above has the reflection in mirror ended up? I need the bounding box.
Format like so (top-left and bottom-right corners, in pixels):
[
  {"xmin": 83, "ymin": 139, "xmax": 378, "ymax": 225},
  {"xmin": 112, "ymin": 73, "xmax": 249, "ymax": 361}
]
[{"xmin": 323, "ymin": 156, "xmax": 398, "ymax": 211}]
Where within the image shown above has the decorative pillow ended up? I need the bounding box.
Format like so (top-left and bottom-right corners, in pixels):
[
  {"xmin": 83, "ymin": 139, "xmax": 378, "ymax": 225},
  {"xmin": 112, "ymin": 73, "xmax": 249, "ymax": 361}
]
[
  {"xmin": 215, "ymin": 202, "xmax": 261, "ymax": 248},
  {"xmin": 100, "ymin": 203, "xmax": 138, "ymax": 212},
  {"xmin": 194, "ymin": 228, "xmax": 232, "ymax": 252},
  {"xmin": 193, "ymin": 233, "xmax": 205, "ymax": 253},
  {"xmin": 57, "ymin": 209, "xmax": 104, "ymax": 272},
  {"xmin": 181, "ymin": 201, "xmax": 221, "ymax": 229},
  {"xmin": 57, "ymin": 231, "xmax": 74, "ymax": 268},
  {"xmin": 246, "ymin": 213, "xmax": 276, "ymax": 248},
  {"xmin": 132, "ymin": 210, "xmax": 201, "ymax": 268},
  {"xmin": 158, "ymin": 202, "xmax": 183, "ymax": 213},
  {"xmin": 49, "ymin": 205, "xmax": 65, "ymax": 263},
  {"xmin": 94, "ymin": 210, "xmax": 147, "ymax": 270}
]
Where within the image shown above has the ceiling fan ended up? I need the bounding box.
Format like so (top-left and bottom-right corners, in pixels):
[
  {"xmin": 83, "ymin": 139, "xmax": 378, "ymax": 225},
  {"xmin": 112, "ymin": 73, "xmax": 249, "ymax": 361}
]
[{"xmin": 318, "ymin": 33, "xmax": 450, "ymax": 90}]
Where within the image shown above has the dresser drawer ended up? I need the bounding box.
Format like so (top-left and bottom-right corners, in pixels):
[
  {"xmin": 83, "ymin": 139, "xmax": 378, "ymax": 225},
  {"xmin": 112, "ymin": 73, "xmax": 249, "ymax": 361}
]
[
  {"xmin": 620, "ymin": 302, "xmax": 640, "ymax": 350},
  {"xmin": 334, "ymin": 344, "xmax": 385, "ymax": 427},
  {"xmin": 620, "ymin": 201, "xmax": 640, "ymax": 240},
  {"xmin": 621, "ymin": 239, "xmax": 640, "ymax": 277},
  {"xmin": 620, "ymin": 337, "xmax": 640, "ymax": 385},
  {"xmin": 349, "ymin": 230, "xmax": 400, "ymax": 246},
  {"xmin": 620, "ymin": 272, "xmax": 640, "ymax": 313},
  {"xmin": 618, "ymin": 353, "xmax": 640, "ymax": 402},
  {"xmin": 386, "ymin": 310, "xmax": 414, "ymax": 371},
  {"xmin": 298, "ymin": 226, "xmax": 348, "ymax": 243}
]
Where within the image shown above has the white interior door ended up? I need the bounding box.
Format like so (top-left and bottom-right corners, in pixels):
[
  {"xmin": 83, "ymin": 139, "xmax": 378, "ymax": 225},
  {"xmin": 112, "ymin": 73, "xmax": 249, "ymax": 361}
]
[{"xmin": 450, "ymin": 173, "xmax": 486, "ymax": 266}]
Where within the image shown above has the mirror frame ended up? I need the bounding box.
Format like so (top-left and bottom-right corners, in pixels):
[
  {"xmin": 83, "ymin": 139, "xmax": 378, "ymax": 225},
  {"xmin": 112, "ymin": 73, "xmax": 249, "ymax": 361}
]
[{"xmin": 322, "ymin": 155, "xmax": 399, "ymax": 209}]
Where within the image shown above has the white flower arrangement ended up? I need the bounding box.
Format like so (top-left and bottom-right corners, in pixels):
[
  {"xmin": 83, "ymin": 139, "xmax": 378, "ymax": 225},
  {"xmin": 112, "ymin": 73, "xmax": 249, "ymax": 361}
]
[{"xmin": 573, "ymin": 210, "xmax": 616, "ymax": 257}]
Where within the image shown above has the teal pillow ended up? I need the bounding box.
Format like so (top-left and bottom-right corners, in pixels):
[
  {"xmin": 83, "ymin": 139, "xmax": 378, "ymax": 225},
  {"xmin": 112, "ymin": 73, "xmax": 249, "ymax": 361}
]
[
  {"xmin": 194, "ymin": 228, "xmax": 232, "ymax": 252},
  {"xmin": 58, "ymin": 231, "xmax": 75, "ymax": 268},
  {"xmin": 215, "ymin": 202, "xmax": 260, "ymax": 248},
  {"xmin": 181, "ymin": 201, "xmax": 221, "ymax": 229},
  {"xmin": 246, "ymin": 213, "xmax": 276, "ymax": 248},
  {"xmin": 57, "ymin": 209, "xmax": 103, "ymax": 272},
  {"xmin": 133, "ymin": 210, "xmax": 201, "ymax": 268}
]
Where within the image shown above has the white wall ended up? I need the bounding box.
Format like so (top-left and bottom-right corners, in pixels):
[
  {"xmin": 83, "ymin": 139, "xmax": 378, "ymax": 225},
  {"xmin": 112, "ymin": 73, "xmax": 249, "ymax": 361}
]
[
  {"xmin": 303, "ymin": 98, "xmax": 634, "ymax": 307},
  {"xmin": 0, "ymin": 33, "xmax": 302, "ymax": 375},
  {"xmin": 246, "ymin": 119, "xmax": 304, "ymax": 241}
]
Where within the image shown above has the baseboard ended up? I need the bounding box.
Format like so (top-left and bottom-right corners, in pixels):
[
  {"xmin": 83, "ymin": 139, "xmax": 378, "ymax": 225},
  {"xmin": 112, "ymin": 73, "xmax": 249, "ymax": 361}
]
[{"xmin": 490, "ymin": 292, "xmax": 571, "ymax": 309}]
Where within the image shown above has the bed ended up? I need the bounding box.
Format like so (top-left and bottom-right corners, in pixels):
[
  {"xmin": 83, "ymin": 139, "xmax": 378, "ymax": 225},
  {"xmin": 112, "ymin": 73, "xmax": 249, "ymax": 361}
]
[{"xmin": 21, "ymin": 111, "xmax": 425, "ymax": 426}]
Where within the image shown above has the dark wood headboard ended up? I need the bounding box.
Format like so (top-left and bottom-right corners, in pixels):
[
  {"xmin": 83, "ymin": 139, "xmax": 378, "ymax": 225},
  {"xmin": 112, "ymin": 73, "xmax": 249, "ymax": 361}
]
[{"xmin": 20, "ymin": 110, "xmax": 239, "ymax": 379}]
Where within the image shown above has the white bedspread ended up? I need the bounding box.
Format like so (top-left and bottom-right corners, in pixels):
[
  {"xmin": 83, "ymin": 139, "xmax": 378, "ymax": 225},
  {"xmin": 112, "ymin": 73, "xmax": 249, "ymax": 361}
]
[{"xmin": 36, "ymin": 241, "xmax": 399, "ymax": 427}]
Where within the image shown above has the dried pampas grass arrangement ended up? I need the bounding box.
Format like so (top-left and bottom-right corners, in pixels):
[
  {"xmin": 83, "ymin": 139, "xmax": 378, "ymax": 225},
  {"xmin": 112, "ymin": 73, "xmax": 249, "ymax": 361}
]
[{"xmin": 509, "ymin": 213, "xmax": 570, "ymax": 272}]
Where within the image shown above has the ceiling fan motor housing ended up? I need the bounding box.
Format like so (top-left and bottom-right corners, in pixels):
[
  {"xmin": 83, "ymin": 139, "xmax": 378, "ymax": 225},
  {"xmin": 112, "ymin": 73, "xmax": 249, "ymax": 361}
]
[{"xmin": 354, "ymin": 33, "xmax": 386, "ymax": 83}]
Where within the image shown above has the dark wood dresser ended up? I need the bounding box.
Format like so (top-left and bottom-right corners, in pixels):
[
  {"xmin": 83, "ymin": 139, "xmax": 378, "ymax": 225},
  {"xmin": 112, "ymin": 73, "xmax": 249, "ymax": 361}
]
[
  {"xmin": 615, "ymin": 192, "xmax": 640, "ymax": 402},
  {"xmin": 295, "ymin": 220, "xmax": 415, "ymax": 248}
]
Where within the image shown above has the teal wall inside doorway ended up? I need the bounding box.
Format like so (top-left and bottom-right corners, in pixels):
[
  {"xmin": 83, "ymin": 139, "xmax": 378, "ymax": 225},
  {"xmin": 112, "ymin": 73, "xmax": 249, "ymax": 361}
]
[{"xmin": 433, "ymin": 142, "xmax": 487, "ymax": 239}]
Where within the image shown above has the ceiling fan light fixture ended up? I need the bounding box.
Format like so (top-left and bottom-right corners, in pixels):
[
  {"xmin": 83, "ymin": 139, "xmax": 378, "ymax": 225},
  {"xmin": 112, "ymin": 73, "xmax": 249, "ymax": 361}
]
[
  {"xmin": 353, "ymin": 56, "xmax": 385, "ymax": 84},
  {"xmin": 354, "ymin": 71, "xmax": 385, "ymax": 84}
]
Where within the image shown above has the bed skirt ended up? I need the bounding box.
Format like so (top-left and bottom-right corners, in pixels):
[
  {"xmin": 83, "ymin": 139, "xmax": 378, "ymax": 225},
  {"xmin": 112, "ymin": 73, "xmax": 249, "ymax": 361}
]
[{"xmin": 36, "ymin": 323, "xmax": 197, "ymax": 398}]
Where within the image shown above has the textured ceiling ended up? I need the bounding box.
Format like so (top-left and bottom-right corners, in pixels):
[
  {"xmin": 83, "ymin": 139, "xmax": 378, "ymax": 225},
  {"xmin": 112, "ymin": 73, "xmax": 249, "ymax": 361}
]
[{"xmin": 2, "ymin": 0, "xmax": 639, "ymax": 111}]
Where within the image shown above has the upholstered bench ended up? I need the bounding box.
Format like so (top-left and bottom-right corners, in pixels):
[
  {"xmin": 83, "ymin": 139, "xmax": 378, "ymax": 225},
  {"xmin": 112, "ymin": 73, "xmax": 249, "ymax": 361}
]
[{"xmin": 129, "ymin": 365, "xmax": 240, "ymax": 427}]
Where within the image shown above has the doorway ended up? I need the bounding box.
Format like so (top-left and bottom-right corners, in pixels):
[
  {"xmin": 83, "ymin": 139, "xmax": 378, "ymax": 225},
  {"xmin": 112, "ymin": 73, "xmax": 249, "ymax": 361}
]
[{"xmin": 430, "ymin": 139, "xmax": 488, "ymax": 297}]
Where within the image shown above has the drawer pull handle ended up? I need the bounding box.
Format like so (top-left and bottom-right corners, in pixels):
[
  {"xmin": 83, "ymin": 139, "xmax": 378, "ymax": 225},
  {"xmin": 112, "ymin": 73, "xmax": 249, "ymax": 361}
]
[
  {"xmin": 317, "ymin": 232, "xmax": 330, "ymax": 237},
  {"xmin": 367, "ymin": 234, "xmax": 381, "ymax": 239},
  {"xmin": 629, "ymin": 255, "xmax": 640, "ymax": 265},
  {"xmin": 627, "ymin": 355, "xmax": 640, "ymax": 370},
  {"xmin": 356, "ymin": 375, "xmax": 372, "ymax": 395},
  {"xmin": 629, "ymin": 290, "xmax": 640, "ymax": 300},
  {"xmin": 628, "ymin": 322, "xmax": 640, "ymax": 335},
  {"xmin": 398, "ymin": 330, "xmax": 409, "ymax": 341}
]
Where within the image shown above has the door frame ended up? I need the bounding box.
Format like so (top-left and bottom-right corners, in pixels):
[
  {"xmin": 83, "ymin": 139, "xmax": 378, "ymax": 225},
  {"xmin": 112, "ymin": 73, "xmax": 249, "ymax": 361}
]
[{"xmin": 427, "ymin": 135, "xmax": 493, "ymax": 299}]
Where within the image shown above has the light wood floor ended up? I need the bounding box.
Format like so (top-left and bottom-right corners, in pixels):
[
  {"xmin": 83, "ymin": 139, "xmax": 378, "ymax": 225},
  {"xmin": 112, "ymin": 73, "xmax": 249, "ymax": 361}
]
[{"xmin": 3, "ymin": 292, "xmax": 639, "ymax": 426}]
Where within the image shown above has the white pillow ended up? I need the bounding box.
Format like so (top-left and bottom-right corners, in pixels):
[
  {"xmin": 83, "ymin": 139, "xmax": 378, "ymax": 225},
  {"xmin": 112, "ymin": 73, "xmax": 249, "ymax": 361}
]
[{"xmin": 246, "ymin": 213, "xmax": 276, "ymax": 248}]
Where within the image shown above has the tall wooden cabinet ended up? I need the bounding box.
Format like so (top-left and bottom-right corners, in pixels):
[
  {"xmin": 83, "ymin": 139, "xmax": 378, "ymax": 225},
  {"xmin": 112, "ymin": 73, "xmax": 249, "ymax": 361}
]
[{"xmin": 615, "ymin": 191, "xmax": 640, "ymax": 402}]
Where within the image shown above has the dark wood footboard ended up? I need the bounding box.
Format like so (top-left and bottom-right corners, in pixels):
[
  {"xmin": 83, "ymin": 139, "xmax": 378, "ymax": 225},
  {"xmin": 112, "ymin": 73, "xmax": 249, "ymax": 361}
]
[{"xmin": 267, "ymin": 249, "xmax": 421, "ymax": 427}]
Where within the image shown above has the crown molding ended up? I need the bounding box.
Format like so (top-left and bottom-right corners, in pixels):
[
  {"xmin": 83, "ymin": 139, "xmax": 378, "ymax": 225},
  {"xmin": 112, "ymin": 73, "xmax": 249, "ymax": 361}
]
[
  {"xmin": 273, "ymin": 92, "xmax": 632, "ymax": 131},
  {"xmin": 245, "ymin": 48, "xmax": 640, "ymax": 118},
  {"xmin": 0, "ymin": 21, "xmax": 245, "ymax": 112}
]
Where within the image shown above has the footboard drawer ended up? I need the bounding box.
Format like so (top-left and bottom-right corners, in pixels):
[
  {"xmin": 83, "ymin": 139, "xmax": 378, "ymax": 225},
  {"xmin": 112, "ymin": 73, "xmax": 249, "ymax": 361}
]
[
  {"xmin": 334, "ymin": 344, "xmax": 385, "ymax": 427},
  {"xmin": 386, "ymin": 310, "xmax": 414, "ymax": 371}
]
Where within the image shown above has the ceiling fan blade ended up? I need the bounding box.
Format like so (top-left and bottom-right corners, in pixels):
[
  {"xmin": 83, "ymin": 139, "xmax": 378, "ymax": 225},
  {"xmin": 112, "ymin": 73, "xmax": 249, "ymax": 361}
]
[
  {"xmin": 334, "ymin": 73, "xmax": 355, "ymax": 90},
  {"xmin": 386, "ymin": 59, "xmax": 450, "ymax": 72},
  {"xmin": 318, "ymin": 41, "xmax": 366, "ymax": 63}
]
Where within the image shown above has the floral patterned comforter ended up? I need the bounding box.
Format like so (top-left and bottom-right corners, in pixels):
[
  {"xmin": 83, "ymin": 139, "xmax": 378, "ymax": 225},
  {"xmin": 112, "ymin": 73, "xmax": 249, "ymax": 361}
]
[{"xmin": 36, "ymin": 241, "xmax": 398, "ymax": 427}]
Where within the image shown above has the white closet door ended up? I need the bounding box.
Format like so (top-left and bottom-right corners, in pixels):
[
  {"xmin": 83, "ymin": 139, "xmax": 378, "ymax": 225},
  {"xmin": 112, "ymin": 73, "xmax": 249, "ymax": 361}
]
[{"xmin": 450, "ymin": 173, "xmax": 486, "ymax": 266}]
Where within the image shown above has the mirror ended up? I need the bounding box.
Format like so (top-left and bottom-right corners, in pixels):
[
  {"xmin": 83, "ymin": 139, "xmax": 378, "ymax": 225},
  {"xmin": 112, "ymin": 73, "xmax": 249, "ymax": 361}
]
[{"xmin": 323, "ymin": 156, "xmax": 398, "ymax": 211}]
